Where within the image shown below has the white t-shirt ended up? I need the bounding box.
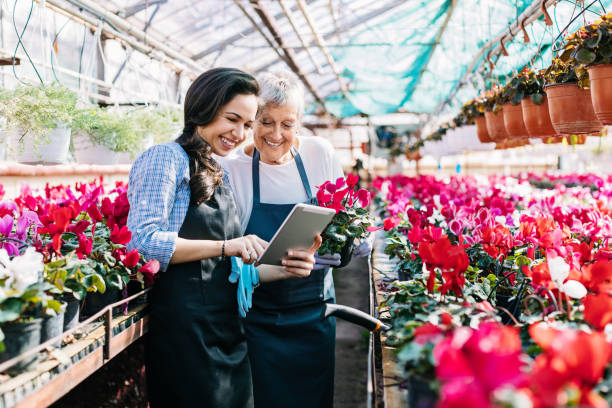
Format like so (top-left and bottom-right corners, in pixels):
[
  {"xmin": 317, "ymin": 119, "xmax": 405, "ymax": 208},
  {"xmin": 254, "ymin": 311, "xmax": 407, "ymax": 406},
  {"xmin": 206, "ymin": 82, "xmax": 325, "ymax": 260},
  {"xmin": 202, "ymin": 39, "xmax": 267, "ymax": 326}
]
[{"xmin": 218, "ymin": 135, "xmax": 344, "ymax": 233}]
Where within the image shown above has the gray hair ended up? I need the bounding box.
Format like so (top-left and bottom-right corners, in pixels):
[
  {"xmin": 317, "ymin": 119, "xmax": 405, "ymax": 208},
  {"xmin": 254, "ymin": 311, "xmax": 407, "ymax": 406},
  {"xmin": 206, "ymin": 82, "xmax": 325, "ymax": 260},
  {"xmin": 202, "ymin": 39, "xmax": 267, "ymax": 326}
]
[{"xmin": 257, "ymin": 70, "xmax": 305, "ymax": 118}]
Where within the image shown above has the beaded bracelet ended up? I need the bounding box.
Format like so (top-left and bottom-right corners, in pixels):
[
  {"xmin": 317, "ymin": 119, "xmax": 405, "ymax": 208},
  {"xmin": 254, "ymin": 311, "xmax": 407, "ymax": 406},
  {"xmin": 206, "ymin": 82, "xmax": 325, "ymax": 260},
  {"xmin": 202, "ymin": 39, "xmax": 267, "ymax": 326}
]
[{"xmin": 221, "ymin": 240, "xmax": 226, "ymax": 259}]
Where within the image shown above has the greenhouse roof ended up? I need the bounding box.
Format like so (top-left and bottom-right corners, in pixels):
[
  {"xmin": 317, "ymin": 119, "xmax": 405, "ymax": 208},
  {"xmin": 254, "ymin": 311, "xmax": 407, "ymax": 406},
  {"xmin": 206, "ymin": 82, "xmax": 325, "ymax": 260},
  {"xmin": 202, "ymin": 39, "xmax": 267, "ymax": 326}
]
[{"xmin": 19, "ymin": 0, "xmax": 612, "ymax": 119}]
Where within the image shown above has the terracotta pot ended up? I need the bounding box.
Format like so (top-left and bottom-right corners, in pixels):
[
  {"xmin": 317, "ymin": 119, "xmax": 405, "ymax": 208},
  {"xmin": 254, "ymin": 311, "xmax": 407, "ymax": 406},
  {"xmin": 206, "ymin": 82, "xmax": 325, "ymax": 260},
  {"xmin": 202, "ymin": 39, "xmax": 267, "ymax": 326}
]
[
  {"xmin": 484, "ymin": 109, "xmax": 508, "ymax": 142},
  {"xmin": 474, "ymin": 116, "xmax": 491, "ymax": 143},
  {"xmin": 545, "ymin": 83, "xmax": 603, "ymax": 134},
  {"xmin": 521, "ymin": 96, "xmax": 557, "ymax": 138},
  {"xmin": 503, "ymin": 103, "xmax": 529, "ymax": 139},
  {"xmin": 543, "ymin": 136, "xmax": 564, "ymax": 144},
  {"xmin": 567, "ymin": 134, "xmax": 587, "ymax": 145},
  {"xmin": 588, "ymin": 64, "xmax": 612, "ymax": 125}
]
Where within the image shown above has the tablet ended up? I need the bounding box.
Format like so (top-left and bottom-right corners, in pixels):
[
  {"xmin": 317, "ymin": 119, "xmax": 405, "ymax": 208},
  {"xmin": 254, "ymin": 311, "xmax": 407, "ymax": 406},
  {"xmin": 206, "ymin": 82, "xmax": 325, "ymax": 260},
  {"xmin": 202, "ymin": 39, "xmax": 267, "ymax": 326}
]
[{"xmin": 257, "ymin": 203, "xmax": 336, "ymax": 266}]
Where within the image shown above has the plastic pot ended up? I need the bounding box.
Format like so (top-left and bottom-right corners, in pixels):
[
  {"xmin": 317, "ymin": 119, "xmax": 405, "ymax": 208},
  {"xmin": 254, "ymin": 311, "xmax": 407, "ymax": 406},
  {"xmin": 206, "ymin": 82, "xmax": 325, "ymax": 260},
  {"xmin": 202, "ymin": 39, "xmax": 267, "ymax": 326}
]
[
  {"xmin": 0, "ymin": 318, "xmax": 42, "ymax": 373},
  {"xmin": 15, "ymin": 124, "xmax": 71, "ymax": 164},
  {"xmin": 81, "ymin": 288, "xmax": 121, "ymax": 319},
  {"xmin": 474, "ymin": 116, "xmax": 491, "ymax": 143},
  {"xmin": 337, "ymin": 241, "xmax": 355, "ymax": 268},
  {"xmin": 63, "ymin": 296, "xmax": 80, "ymax": 331},
  {"xmin": 503, "ymin": 103, "xmax": 529, "ymax": 139},
  {"xmin": 484, "ymin": 109, "xmax": 508, "ymax": 142},
  {"xmin": 407, "ymin": 376, "xmax": 437, "ymax": 408},
  {"xmin": 72, "ymin": 130, "xmax": 119, "ymax": 165},
  {"xmin": 545, "ymin": 83, "xmax": 603, "ymax": 134},
  {"xmin": 41, "ymin": 310, "xmax": 65, "ymax": 348},
  {"xmin": 588, "ymin": 64, "xmax": 612, "ymax": 125},
  {"xmin": 522, "ymin": 96, "xmax": 557, "ymax": 138},
  {"xmin": 496, "ymin": 293, "xmax": 521, "ymax": 325}
]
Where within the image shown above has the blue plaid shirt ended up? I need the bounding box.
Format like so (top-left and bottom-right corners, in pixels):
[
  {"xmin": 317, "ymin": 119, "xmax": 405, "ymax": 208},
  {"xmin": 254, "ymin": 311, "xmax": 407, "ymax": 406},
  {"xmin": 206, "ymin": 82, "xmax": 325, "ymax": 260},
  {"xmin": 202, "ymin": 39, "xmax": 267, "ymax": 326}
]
[{"xmin": 127, "ymin": 142, "xmax": 190, "ymax": 272}]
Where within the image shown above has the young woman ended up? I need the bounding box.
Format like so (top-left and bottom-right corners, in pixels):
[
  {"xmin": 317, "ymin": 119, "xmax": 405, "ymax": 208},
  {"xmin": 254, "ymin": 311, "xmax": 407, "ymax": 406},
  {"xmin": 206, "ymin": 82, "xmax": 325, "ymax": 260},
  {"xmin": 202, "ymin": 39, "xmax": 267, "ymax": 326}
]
[
  {"xmin": 218, "ymin": 70, "xmax": 354, "ymax": 408},
  {"xmin": 126, "ymin": 68, "xmax": 319, "ymax": 407}
]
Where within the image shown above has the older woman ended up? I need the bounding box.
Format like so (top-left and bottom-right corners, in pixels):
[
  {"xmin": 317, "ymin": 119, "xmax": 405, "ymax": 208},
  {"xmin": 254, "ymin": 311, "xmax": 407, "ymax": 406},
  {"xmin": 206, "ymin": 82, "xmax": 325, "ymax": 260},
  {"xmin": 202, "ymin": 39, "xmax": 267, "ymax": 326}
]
[{"xmin": 219, "ymin": 70, "xmax": 354, "ymax": 408}]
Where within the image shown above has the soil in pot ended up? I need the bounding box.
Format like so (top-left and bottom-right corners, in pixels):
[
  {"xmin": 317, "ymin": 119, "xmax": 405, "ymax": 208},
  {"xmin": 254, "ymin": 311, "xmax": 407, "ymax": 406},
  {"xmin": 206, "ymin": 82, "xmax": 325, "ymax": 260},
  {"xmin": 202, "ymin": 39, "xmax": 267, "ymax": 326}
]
[
  {"xmin": 81, "ymin": 288, "xmax": 121, "ymax": 319},
  {"xmin": 474, "ymin": 116, "xmax": 491, "ymax": 143},
  {"xmin": 545, "ymin": 83, "xmax": 603, "ymax": 134},
  {"xmin": 503, "ymin": 103, "xmax": 529, "ymax": 139},
  {"xmin": 484, "ymin": 110, "xmax": 508, "ymax": 142},
  {"xmin": 63, "ymin": 295, "xmax": 80, "ymax": 331},
  {"xmin": 0, "ymin": 318, "xmax": 42, "ymax": 373},
  {"xmin": 41, "ymin": 311, "xmax": 65, "ymax": 348},
  {"xmin": 521, "ymin": 95, "xmax": 557, "ymax": 138},
  {"xmin": 588, "ymin": 64, "xmax": 612, "ymax": 125}
]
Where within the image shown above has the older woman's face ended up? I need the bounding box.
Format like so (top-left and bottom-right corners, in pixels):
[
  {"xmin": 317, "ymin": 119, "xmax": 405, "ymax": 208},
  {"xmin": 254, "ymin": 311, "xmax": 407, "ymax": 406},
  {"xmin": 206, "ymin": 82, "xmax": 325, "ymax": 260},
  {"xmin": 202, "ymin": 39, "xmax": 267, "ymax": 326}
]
[{"xmin": 253, "ymin": 103, "xmax": 299, "ymax": 165}]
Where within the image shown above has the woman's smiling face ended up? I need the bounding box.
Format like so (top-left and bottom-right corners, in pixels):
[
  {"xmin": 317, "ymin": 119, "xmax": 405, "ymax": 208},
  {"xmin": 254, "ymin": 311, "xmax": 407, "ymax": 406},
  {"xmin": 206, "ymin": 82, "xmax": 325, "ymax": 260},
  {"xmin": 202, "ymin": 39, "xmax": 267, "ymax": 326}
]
[
  {"xmin": 253, "ymin": 103, "xmax": 300, "ymax": 165},
  {"xmin": 197, "ymin": 93, "xmax": 258, "ymax": 156}
]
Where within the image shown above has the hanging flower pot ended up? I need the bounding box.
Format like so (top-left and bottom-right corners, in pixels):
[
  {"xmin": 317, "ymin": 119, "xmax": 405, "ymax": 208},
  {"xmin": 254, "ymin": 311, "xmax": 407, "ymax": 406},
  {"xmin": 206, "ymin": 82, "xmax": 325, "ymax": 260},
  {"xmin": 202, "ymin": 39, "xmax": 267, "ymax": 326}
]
[
  {"xmin": 13, "ymin": 125, "xmax": 72, "ymax": 164},
  {"xmin": 502, "ymin": 103, "xmax": 529, "ymax": 139},
  {"xmin": 72, "ymin": 130, "xmax": 119, "ymax": 165},
  {"xmin": 474, "ymin": 116, "xmax": 491, "ymax": 143},
  {"xmin": 484, "ymin": 109, "xmax": 508, "ymax": 142},
  {"xmin": 588, "ymin": 64, "xmax": 612, "ymax": 125},
  {"xmin": 521, "ymin": 96, "xmax": 557, "ymax": 138},
  {"xmin": 545, "ymin": 84, "xmax": 603, "ymax": 134}
]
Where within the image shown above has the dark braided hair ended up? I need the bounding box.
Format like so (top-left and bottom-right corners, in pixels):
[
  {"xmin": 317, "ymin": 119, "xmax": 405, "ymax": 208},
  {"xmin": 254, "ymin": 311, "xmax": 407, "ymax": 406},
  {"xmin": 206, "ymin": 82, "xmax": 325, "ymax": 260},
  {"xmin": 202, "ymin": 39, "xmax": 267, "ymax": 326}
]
[{"xmin": 176, "ymin": 68, "xmax": 259, "ymax": 205}]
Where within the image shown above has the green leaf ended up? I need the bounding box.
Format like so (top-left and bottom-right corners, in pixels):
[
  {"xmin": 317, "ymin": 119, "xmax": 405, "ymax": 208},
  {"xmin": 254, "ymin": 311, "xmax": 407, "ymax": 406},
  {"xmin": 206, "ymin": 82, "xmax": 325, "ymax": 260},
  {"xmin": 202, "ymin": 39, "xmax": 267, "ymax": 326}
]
[
  {"xmin": 82, "ymin": 273, "xmax": 106, "ymax": 293},
  {"xmin": 600, "ymin": 44, "xmax": 612, "ymax": 58},
  {"xmin": 327, "ymin": 232, "xmax": 347, "ymax": 243},
  {"xmin": 106, "ymin": 273, "xmax": 124, "ymax": 290},
  {"xmin": 531, "ymin": 93, "xmax": 544, "ymax": 105},
  {"xmin": 575, "ymin": 48, "xmax": 597, "ymax": 65},
  {"xmin": 0, "ymin": 298, "xmax": 25, "ymax": 323}
]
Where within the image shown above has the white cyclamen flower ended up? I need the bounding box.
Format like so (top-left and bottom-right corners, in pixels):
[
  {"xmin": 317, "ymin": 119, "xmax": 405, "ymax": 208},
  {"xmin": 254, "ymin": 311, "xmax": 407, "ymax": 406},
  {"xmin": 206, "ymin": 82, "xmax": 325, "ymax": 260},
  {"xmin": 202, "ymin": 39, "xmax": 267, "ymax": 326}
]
[
  {"xmin": 6, "ymin": 247, "xmax": 42, "ymax": 292},
  {"xmin": 547, "ymin": 256, "xmax": 587, "ymax": 299}
]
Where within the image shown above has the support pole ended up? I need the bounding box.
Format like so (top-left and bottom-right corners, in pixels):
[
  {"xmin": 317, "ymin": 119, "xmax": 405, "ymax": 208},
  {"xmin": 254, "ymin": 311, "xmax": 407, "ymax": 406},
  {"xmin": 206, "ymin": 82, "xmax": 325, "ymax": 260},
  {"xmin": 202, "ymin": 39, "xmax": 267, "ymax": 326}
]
[
  {"xmin": 278, "ymin": 0, "xmax": 324, "ymax": 75},
  {"xmin": 245, "ymin": 0, "xmax": 327, "ymax": 107}
]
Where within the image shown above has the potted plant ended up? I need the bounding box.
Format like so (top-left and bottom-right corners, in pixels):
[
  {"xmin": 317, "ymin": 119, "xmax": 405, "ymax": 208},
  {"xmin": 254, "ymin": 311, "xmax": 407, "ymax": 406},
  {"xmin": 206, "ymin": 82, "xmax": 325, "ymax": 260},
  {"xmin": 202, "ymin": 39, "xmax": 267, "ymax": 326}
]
[
  {"xmin": 517, "ymin": 69, "xmax": 558, "ymax": 138},
  {"xmin": 565, "ymin": 14, "xmax": 612, "ymax": 124},
  {"xmin": 544, "ymin": 57, "xmax": 603, "ymax": 134},
  {"xmin": 0, "ymin": 248, "xmax": 63, "ymax": 372},
  {"xmin": 0, "ymin": 83, "xmax": 77, "ymax": 164},
  {"xmin": 316, "ymin": 175, "xmax": 378, "ymax": 267},
  {"xmin": 455, "ymin": 98, "xmax": 491, "ymax": 143},
  {"xmin": 131, "ymin": 106, "xmax": 183, "ymax": 146},
  {"xmin": 500, "ymin": 75, "xmax": 530, "ymax": 140},
  {"xmin": 482, "ymin": 87, "xmax": 509, "ymax": 142}
]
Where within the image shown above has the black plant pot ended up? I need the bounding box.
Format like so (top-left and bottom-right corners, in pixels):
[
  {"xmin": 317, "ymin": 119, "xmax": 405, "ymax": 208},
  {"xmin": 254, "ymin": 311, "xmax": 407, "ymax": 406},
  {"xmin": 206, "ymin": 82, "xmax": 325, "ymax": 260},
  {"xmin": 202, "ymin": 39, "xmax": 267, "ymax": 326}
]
[
  {"xmin": 126, "ymin": 281, "xmax": 148, "ymax": 306},
  {"xmin": 41, "ymin": 310, "xmax": 65, "ymax": 348},
  {"xmin": 63, "ymin": 296, "xmax": 80, "ymax": 331},
  {"xmin": 0, "ymin": 318, "xmax": 42, "ymax": 373},
  {"xmin": 496, "ymin": 293, "xmax": 521, "ymax": 324},
  {"xmin": 81, "ymin": 288, "xmax": 120, "ymax": 319},
  {"xmin": 407, "ymin": 377, "xmax": 437, "ymax": 408},
  {"xmin": 337, "ymin": 241, "xmax": 355, "ymax": 268}
]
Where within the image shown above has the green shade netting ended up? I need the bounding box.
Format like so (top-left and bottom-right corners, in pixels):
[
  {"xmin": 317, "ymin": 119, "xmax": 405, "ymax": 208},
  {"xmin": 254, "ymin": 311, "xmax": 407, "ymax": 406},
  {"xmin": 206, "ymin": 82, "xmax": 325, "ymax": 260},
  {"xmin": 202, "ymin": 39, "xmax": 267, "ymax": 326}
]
[{"xmin": 318, "ymin": 0, "xmax": 612, "ymax": 118}]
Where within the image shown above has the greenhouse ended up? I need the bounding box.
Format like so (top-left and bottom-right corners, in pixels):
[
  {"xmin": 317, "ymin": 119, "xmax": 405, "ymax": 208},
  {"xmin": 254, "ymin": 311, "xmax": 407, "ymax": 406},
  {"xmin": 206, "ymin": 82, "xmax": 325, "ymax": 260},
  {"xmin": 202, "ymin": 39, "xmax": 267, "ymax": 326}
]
[{"xmin": 3, "ymin": 0, "xmax": 612, "ymax": 407}]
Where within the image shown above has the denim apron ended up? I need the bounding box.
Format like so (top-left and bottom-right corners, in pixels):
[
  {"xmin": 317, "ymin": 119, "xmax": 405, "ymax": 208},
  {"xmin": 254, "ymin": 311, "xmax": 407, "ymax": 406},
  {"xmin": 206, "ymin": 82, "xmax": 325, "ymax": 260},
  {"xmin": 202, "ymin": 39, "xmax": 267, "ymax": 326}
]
[
  {"xmin": 244, "ymin": 147, "xmax": 335, "ymax": 408},
  {"xmin": 146, "ymin": 178, "xmax": 253, "ymax": 407}
]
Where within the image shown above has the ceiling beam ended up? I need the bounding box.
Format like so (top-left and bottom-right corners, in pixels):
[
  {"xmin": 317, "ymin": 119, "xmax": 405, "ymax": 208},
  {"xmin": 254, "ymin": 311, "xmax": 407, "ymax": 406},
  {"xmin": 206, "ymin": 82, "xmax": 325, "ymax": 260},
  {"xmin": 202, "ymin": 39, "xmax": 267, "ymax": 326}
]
[
  {"xmin": 234, "ymin": 0, "xmax": 326, "ymax": 107},
  {"xmin": 252, "ymin": 0, "xmax": 408, "ymax": 74},
  {"xmin": 278, "ymin": 0, "xmax": 324, "ymax": 75},
  {"xmin": 296, "ymin": 0, "xmax": 351, "ymax": 102},
  {"xmin": 192, "ymin": 0, "xmax": 317, "ymax": 61}
]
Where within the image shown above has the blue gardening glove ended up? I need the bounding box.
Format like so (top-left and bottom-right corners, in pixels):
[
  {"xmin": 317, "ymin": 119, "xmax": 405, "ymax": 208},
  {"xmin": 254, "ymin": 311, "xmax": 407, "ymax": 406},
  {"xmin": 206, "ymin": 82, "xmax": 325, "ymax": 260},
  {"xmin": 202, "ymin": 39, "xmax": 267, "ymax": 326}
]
[
  {"xmin": 313, "ymin": 251, "xmax": 341, "ymax": 271},
  {"xmin": 353, "ymin": 233, "xmax": 375, "ymax": 258},
  {"xmin": 229, "ymin": 257, "xmax": 260, "ymax": 318}
]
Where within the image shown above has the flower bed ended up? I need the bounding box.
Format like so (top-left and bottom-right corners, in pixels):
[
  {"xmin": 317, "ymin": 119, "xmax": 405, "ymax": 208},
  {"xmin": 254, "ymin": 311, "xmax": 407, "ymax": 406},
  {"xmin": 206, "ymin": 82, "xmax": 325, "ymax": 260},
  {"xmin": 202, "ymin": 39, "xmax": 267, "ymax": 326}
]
[
  {"xmin": 372, "ymin": 173, "xmax": 612, "ymax": 407},
  {"xmin": 0, "ymin": 179, "xmax": 158, "ymax": 375}
]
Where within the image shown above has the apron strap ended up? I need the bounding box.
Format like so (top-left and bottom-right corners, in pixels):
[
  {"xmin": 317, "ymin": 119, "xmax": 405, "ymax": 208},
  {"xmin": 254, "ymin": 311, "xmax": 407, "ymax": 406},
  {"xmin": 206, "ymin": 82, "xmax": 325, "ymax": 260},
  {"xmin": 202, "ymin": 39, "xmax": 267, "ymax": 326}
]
[
  {"xmin": 252, "ymin": 147, "xmax": 317, "ymax": 206},
  {"xmin": 291, "ymin": 147, "xmax": 317, "ymax": 205},
  {"xmin": 252, "ymin": 149, "xmax": 262, "ymax": 205}
]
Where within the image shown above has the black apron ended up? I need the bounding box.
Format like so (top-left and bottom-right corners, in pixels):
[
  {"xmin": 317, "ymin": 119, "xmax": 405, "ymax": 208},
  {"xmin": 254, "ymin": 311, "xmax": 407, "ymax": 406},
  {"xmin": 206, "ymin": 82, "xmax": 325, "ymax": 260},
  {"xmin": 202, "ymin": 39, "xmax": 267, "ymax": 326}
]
[
  {"xmin": 146, "ymin": 180, "xmax": 253, "ymax": 407},
  {"xmin": 244, "ymin": 148, "xmax": 335, "ymax": 408}
]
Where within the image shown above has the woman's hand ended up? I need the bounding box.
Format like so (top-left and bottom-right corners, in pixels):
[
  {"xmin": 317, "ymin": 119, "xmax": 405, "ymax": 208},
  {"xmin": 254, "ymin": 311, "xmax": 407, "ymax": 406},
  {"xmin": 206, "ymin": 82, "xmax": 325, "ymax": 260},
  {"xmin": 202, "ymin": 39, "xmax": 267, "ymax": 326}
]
[
  {"xmin": 281, "ymin": 235, "xmax": 322, "ymax": 278},
  {"xmin": 225, "ymin": 235, "xmax": 268, "ymax": 264}
]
